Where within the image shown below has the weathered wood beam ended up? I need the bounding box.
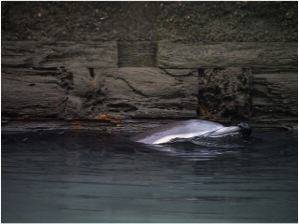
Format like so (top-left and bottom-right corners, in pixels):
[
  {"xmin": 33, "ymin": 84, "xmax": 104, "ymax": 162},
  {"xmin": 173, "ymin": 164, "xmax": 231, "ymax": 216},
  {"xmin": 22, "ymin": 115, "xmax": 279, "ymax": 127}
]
[
  {"xmin": 157, "ymin": 41, "xmax": 297, "ymax": 71},
  {"xmin": 2, "ymin": 71, "xmax": 67, "ymax": 119},
  {"xmin": 2, "ymin": 41, "xmax": 118, "ymax": 69},
  {"xmin": 95, "ymin": 67, "xmax": 199, "ymax": 118}
]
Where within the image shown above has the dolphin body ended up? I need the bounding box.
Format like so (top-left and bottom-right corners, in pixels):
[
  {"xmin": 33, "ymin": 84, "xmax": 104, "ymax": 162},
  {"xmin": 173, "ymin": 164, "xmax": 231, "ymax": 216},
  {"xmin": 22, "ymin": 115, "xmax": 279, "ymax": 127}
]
[{"xmin": 131, "ymin": 119, "xmax": 251, "ymax": 145}]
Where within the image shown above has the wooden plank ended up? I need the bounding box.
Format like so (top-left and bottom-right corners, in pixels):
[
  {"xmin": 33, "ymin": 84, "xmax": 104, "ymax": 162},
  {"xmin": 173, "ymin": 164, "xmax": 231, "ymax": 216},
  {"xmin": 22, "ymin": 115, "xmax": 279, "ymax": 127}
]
[
  {"xmin": 157, "ymin": 41, "xmax": 297, "ymax": 70},
  {"xmin": 2, "ymin": 41, "xmax": 118, "ymax": 69}
]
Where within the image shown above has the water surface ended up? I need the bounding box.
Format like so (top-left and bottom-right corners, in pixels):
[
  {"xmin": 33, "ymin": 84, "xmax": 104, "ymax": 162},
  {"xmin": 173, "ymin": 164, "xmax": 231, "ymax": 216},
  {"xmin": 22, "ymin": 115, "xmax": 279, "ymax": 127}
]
[{"xmin": 2, "ymin": 129, "xmax": 297, "ymax": 222}]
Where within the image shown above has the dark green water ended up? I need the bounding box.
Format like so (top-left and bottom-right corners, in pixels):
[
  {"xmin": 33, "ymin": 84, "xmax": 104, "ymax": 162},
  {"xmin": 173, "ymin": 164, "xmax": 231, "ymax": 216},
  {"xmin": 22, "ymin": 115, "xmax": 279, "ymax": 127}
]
[{"xmin": 2, "ymin": 129, "xmax": 298, "ymax": 222}]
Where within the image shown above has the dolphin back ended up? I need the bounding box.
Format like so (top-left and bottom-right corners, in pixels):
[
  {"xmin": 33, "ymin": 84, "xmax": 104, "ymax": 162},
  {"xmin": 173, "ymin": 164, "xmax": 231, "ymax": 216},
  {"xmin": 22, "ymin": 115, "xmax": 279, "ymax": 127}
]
[{"xmin": 131, "ymin": 119, "xmax": 224, "ymax": 145}]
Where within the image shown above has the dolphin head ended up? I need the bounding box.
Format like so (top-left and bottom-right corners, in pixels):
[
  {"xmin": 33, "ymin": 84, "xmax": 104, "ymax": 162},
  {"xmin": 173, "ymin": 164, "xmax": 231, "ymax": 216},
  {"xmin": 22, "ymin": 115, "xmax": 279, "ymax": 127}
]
[
  {"xmin": 237, "ymin": 122, "xmax": 251, "ymax": 138},
  {"xmin": 208, "ymin": 122, "xmax": 251, "ymax": 139},
  {"xmin": 208, "ymin": 126, "xmax": 241, "ymax": 138}
]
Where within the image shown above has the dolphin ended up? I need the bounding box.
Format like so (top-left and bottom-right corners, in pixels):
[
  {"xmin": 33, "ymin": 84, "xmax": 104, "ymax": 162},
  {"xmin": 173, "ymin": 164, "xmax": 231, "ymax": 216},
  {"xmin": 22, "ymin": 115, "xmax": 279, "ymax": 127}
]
[{"xmin": 131, "ymin": 119, "xmax": 251, "ymax": 145}]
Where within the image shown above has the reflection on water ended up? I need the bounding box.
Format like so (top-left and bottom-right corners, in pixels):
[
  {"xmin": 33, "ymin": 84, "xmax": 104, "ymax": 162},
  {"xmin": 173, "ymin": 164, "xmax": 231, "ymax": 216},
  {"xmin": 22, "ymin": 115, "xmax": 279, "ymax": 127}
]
[{"xmin": 2, "ymin": 129, "xmax": 298, "ymax": 222}]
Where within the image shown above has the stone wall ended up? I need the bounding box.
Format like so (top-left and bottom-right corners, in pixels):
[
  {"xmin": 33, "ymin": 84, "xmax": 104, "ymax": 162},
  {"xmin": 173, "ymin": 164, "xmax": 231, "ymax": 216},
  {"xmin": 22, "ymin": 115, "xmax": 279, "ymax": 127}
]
[{"xmin": 2, "ymin": 2, "xmax": 298, "ymax": 127}]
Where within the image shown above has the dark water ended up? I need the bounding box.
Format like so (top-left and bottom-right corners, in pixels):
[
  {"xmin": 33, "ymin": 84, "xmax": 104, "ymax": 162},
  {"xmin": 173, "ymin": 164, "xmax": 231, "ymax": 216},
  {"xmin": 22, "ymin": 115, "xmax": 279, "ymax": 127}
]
[{"xmin": 2, "ymin": 129, "xmax": 298, "ymax": 222}]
